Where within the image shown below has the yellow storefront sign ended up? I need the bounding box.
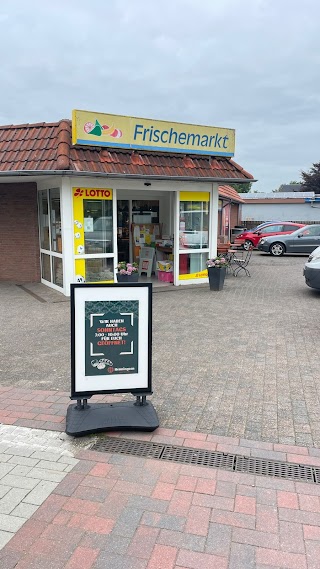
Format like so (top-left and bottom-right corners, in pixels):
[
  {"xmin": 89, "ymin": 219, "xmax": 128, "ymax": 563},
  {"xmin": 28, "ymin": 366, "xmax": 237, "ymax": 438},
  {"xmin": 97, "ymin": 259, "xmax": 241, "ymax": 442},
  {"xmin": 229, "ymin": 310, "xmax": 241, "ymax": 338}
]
[
  {"xmin": 72, "ymin": 187, "xmax": 113, "ymax": 284},
  {"xmin": 179, "ymin": 270, "xmax": 208, "ymax": 280},
  {"xmin": 72, "ymin": 110, "xmax": 235, "ymax": 157}
]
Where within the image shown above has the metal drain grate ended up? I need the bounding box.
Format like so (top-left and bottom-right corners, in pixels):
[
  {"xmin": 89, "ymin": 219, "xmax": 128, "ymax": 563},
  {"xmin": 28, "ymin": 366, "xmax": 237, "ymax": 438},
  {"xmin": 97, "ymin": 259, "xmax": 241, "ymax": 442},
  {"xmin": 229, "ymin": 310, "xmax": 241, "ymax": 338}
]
[
  {"xmin": 91, "ymin": 437, "xmax": 320, "ymax": 485},
  {"xmin": 161, "ymin": 445, "xmax": 235, "ymax": 470},
  {"xmin": 234, "ymin": 455, "xmax": 315, "ymax": 483},
  {"xmin": 92, "ymin": 437, "xmax": 164, "ymax": 459}
]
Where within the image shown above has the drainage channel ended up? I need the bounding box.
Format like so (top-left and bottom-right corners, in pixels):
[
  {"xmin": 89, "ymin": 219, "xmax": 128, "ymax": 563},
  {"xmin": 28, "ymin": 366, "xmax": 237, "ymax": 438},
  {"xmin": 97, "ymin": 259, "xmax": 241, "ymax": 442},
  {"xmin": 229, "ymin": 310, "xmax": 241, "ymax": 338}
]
[{"xmin": 91, "ymin": 437, "xmax": 320, "ymax": 485}]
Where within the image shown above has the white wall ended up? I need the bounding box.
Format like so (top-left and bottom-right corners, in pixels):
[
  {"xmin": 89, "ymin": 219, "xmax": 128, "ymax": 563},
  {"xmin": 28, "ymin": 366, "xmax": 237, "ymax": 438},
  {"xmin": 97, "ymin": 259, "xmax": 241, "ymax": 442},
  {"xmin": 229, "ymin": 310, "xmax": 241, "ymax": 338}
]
[{"xmin": 241, "ymin": 202, "xmax": 320, "ymax": 223}]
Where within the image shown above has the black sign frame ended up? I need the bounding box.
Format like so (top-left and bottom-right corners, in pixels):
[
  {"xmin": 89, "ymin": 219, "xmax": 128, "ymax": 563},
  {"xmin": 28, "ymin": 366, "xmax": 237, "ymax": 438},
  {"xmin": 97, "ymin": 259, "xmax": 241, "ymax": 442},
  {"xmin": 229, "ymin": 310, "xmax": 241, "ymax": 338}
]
[{"xmin": 70, "ymin": 283, "xmax": 152, "ymax": 398}]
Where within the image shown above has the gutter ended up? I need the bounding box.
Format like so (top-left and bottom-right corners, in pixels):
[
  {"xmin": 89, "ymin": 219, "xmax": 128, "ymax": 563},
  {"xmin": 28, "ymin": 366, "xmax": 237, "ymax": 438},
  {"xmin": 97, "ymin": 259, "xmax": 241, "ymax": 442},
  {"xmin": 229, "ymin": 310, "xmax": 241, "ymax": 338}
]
[{"xmin": 0, "ymin": 170, "xmax": 257, "ymax": 183}]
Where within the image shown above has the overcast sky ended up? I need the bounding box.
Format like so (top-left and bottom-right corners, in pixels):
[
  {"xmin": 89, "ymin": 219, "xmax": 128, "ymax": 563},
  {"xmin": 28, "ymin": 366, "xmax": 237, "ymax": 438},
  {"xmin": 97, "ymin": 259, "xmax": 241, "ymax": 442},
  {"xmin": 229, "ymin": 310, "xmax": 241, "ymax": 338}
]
[{"xmin": 1, "ymin": 0, "xmax": 319, "ymax": 191}]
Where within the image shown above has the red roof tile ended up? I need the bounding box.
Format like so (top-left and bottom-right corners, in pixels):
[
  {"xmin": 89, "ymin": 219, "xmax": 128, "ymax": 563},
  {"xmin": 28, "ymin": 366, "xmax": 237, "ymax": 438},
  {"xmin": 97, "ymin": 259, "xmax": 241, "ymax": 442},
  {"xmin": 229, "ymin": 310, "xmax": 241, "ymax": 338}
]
[
  {"xmin": 0, "ymin": 120, "xmax": 254, "ymax": 182},
  {"xmin": 218, "ymin": 185, "xmax": 245, "ymax": 203}
]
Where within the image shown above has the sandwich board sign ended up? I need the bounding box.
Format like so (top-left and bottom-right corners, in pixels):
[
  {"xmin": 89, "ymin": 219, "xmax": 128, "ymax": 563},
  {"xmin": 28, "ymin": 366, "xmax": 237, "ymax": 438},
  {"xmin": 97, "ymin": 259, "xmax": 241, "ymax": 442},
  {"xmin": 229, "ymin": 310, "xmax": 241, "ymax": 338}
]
[{"xmin": 66, "ymin": 283, "xmax": 158, "ymax": 436}]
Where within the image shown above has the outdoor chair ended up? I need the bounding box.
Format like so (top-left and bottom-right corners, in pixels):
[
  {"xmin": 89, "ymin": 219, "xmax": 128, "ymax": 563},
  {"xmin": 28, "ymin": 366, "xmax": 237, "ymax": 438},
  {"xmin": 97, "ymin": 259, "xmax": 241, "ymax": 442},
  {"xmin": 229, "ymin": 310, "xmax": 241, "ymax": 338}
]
[{"xmin": 232, "ymin": 246, "xmax": 253, "ymax": 277}]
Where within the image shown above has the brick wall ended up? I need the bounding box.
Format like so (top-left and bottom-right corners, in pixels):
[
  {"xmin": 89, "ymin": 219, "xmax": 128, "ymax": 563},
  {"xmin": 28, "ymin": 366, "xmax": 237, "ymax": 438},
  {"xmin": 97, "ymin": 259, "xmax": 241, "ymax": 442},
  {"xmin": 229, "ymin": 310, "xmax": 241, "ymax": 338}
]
[{"xmin": 0, "ymin": 183, "xmax": 40, "ymax": 283}]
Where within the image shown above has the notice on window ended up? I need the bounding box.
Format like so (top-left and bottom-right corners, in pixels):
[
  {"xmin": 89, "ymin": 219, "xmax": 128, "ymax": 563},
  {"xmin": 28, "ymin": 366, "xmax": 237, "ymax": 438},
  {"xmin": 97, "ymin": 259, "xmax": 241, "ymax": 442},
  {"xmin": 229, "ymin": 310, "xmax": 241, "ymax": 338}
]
[
  {"xmin": 85, "ymin": 300, "xmax": 139, "ymax": 376},
  {"xmin": 84, "ymin": 217, "xmax": 94, "ymax": 232}
]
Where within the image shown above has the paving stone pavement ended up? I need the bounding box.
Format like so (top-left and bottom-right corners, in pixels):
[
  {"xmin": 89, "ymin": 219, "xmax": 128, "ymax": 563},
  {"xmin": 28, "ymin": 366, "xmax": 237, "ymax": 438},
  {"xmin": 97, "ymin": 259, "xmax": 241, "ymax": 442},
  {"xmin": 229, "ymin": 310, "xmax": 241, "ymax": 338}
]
[
  {"xmin": 0, "ymin": 424, "xmax": 94, "ymax": 550},
  {"xmin": 1, "ymin": 252, "xmax": 320, "ymax": 446},
  {"xmin": 1, "ymin": 251, "xmax": 320, "ymax": 567},
  {"xmin": 1, "ymin": 427, "xmax": 320, "ymax": 568}
]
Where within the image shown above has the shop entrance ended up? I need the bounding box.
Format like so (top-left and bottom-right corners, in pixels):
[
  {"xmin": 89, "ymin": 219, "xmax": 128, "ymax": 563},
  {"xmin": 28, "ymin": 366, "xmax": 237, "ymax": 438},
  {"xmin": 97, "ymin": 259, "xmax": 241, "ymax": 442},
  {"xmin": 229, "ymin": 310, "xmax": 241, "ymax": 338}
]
[
  {"xmin": 116, "ymin": 193, "xmax": 173, "ymax": 286},
  {"xmin": 116, "ymin": 189, "xmax": 211, "ymax": 286}
]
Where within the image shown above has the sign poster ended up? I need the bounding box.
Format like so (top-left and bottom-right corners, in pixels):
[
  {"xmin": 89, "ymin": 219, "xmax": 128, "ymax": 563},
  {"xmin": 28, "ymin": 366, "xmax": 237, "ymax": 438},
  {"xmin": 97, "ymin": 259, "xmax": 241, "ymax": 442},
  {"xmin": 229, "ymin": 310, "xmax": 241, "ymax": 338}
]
[
  {"xmin": 84, "ymin": 217, "xmax": 94, "ymax": 232},
  {"xmin": 85, "ymin": 300, "xmax": 139, "ymax": 376},
  {"xmin": 71, "ymin": 283, "xmax": 152, "ymax": 397}
]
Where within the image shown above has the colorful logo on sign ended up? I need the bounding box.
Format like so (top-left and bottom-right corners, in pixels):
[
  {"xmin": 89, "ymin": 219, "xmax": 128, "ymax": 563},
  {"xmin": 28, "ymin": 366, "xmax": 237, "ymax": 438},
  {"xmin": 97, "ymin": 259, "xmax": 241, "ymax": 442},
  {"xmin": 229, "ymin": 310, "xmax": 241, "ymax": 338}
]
[
  {"xmin": 84, "ymin": 120, "xmax": 122, "ymax": 139},
  {"xmin": 73, "ymin": 188, "xmax": 111, "ymax": 198}
]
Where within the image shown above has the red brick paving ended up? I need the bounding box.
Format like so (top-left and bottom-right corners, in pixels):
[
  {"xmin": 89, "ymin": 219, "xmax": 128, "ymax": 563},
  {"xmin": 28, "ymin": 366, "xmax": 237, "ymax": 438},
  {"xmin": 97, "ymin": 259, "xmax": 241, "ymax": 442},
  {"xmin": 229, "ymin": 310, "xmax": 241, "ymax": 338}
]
[{"xmin": 1, "ymin": 387, "xmax": 320, "ymax": 567}]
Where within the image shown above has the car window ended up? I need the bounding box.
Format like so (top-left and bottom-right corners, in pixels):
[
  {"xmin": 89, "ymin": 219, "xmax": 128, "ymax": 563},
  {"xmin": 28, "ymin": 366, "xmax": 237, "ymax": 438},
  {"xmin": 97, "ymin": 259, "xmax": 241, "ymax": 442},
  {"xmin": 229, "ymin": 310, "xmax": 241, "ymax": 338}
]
[
  {"xmin": 283, "ymin": 224, "xmax": 298, "ymax": 232},
  {"xmin": 260, "ymin": 224, "xmax": 283, "ymax": 234},
  {"xmin": 302, "ymin": 226, "xmax": 320, "ymax": 237}
]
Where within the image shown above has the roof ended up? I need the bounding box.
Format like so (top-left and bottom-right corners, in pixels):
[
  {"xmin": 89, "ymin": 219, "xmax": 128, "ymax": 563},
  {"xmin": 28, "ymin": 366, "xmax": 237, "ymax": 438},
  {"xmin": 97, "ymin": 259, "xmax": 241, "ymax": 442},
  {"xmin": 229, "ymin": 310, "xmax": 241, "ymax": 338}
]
[
  {"xmin": 278, "ymin": 184, "xmax": 302, "ymax": 192},
  {"xmin": 243, "ymin": 191, "xmax": 314, "ymax": 203},
  {"xmin": 0, "ymin": 120, "xmax": 254, "ymax": 182},
  {"xmin": 218, "ymin": 185, "xmax": 245, "ymax": 203}
]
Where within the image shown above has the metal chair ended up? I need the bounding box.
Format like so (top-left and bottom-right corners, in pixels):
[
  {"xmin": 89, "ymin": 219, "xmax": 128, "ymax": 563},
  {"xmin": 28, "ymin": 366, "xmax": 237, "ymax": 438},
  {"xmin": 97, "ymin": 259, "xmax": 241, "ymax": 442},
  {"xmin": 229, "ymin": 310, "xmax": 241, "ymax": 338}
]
[{"xmin": 232, "ymin": 246, "xmax": 253, "ymax": 277}]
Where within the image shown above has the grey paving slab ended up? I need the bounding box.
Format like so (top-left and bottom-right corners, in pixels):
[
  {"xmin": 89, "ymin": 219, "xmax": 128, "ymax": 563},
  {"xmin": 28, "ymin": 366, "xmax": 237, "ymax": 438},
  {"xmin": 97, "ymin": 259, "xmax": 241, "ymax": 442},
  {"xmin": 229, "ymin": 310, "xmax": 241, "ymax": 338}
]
[
  {"xmin": 0, "ymin": 424, "xmax": 91, "ymax": 551},
  {"xmin": 23, "ymin": 480, "xmax": 58, "ymax": 505}
]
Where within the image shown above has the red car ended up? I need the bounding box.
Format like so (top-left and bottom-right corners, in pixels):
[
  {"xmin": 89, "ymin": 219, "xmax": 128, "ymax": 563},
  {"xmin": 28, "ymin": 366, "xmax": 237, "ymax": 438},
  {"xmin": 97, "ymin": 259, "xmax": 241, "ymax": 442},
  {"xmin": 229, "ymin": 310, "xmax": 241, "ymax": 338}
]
[{"xmin": 237, "ymin": 222, "xmax": 305, "ymax": 250}]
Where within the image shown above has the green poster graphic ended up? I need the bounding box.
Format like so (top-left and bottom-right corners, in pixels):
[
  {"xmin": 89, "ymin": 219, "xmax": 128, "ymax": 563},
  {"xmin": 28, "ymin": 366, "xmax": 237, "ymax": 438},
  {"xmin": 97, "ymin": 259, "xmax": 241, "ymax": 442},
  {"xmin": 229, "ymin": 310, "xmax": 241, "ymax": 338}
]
[{"xmin": 85, "ymin": 300, "xmax": 139, "ymax": 376}]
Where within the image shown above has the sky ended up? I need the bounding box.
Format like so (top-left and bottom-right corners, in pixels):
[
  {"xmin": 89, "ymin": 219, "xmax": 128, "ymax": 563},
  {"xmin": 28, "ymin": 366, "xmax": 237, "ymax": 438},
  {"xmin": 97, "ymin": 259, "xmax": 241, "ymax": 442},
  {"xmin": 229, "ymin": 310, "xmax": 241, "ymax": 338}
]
[{"xmin": 1, "ymin": 0, "xmax": 319, "ymax": 192}]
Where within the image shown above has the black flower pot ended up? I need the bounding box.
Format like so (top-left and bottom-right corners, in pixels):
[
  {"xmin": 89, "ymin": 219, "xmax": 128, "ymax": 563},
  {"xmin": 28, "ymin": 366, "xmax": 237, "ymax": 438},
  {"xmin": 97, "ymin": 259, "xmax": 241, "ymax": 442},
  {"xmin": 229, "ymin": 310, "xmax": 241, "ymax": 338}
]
[
  {"xmin": 207, "ymin": 266, "xmax": 226, "ymax": 291},
  {"xmin": 116, "ymin": 273, "xmax": 139, "ymax": 283}
]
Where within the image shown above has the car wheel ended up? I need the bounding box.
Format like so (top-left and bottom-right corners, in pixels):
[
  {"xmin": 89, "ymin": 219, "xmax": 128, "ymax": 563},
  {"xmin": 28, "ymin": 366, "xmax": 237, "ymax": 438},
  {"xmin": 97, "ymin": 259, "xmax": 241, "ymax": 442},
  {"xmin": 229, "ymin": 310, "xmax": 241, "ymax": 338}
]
[
  {"xmin": 270, "ymin": 242, "xmax": 285, "ymax": 256},
  {"xmin": 244, "ymin": 240, "xmax": 253, "ymax": 251}
]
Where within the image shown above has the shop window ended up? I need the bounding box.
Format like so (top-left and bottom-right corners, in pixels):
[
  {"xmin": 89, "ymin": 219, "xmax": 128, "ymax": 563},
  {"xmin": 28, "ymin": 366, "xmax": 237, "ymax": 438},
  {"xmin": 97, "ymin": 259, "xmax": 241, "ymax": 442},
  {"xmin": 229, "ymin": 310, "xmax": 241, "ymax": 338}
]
[
  {"xmin": 39, "ymin": 191, "xmax": 50, "ymax": 250},
  {"xmin": 179, "ymin": 200, "xmax": 209, "ymax": 250},
  {"xmin": 38, "ymin": 188, "xmax": 63, "ymax": 289},
  {"xmin": 52, "ymin": 256, "xmax": 63, "ymax": 287},
  {"xmin": 83, "ymin": 199, "xmax": 113, "ymax": 254},
  {"xmin": 50, "ymin": 188, "xmax": 62, "ymax": 253},
  {"xmin": 85, "ymin": 258, "xmax": 114, "ymax": 282},
  {"xmin": 41, "ymin": 253, "xmax": 51, "ymax": 282},
  {"xmin": 179, "ymin": 252, "xmax": 208, "ymax": 275}
]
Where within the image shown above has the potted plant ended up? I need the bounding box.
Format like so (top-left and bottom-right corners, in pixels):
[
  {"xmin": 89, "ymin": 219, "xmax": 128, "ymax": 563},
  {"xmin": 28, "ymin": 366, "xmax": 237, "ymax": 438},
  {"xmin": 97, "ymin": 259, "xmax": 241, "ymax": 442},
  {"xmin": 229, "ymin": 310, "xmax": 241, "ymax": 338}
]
[
  {"xmin": 116, "ymin": 261, "xmax": 139, "ymax": 282},
  {"xmin": 206, "ymin": 255, "xmax": 229, "ymax": 290}
]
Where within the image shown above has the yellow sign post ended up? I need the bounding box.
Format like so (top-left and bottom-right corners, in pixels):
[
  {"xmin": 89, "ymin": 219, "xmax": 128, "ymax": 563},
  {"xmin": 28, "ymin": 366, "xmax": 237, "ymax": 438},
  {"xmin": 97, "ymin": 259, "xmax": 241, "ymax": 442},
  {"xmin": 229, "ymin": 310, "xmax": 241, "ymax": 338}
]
[{"xmin": 72, "ymin": 110, "xmax": 235, "ymax": 157}]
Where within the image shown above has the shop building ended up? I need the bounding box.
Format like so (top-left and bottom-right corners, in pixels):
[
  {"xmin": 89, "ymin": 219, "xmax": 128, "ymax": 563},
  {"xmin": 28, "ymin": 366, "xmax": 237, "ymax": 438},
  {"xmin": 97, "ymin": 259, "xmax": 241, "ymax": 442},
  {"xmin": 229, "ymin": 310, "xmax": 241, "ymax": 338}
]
[{"xmin": 0, "ymin": 111, "xmax": 253, "ymax": 295}]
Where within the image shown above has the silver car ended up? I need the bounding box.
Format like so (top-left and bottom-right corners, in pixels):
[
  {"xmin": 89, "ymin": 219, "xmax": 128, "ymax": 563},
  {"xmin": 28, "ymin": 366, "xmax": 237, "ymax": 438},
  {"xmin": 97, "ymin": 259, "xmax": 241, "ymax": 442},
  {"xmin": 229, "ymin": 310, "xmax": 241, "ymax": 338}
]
[
  {"xmin": 304, "ymin": 245, "xmax": 320, "ymax": 290},
  {"xmin": 257, "ymin": 224, "xmax": 320, "ymax": 256}
]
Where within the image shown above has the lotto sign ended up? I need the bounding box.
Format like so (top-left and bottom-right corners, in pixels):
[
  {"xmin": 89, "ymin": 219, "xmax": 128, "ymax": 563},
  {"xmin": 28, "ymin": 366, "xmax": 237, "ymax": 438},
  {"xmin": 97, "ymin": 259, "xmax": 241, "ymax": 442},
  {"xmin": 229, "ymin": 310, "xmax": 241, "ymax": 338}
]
[{"xmin": 71, "ymin": 283, "xmax": 152, "ymax": 397}]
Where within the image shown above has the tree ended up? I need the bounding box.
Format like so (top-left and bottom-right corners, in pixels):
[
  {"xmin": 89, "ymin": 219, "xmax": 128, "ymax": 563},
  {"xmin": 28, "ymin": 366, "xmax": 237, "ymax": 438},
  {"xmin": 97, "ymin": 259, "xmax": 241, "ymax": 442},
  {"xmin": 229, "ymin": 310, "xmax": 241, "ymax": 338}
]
[
  {"xmin": 301, "ymin": 162, "xmax": 320, "ymax": 194},
  {"xmin": 229, "ymin": 182, "xmax": 252, "ymax": 193}
]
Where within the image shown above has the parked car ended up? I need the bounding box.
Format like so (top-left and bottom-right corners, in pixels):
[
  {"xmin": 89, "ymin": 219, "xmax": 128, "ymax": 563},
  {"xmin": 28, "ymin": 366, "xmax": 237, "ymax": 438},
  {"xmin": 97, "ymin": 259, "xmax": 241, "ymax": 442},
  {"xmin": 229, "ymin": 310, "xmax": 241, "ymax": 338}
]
[
  {"xmin": 257, "ymin": 224, "xmax": 320, "ymax": 256},
  {"xmin": 245, "ymin": 221, "xmax": 281, "ymax": 232},
  {"xmin": 236, "ymin": 222, "xmax": 305, "ymax": 250},
  {"xmin": 304, "ymin": 245, "xmax": 320, "ymax": 290}
]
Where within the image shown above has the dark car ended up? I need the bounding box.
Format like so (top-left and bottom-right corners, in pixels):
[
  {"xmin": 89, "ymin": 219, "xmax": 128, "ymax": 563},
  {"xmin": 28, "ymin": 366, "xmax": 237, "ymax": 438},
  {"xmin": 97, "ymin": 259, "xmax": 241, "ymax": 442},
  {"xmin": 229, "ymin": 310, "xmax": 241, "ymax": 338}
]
[
  {"xmin": 236, "ymin": 222, "xmax": 304, "ymax": 250},
  {"xmin": 258, "ymin": 224, "xmax": 320, "ymax": 256}
]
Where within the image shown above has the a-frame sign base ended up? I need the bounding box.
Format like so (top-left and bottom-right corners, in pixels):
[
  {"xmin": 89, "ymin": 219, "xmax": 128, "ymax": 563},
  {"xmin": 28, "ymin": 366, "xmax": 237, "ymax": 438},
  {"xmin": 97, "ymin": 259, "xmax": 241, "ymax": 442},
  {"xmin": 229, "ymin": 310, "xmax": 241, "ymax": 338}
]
[{"xmin": 66, "ymin": 397, "xmax": 159, "ymax": 437}]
